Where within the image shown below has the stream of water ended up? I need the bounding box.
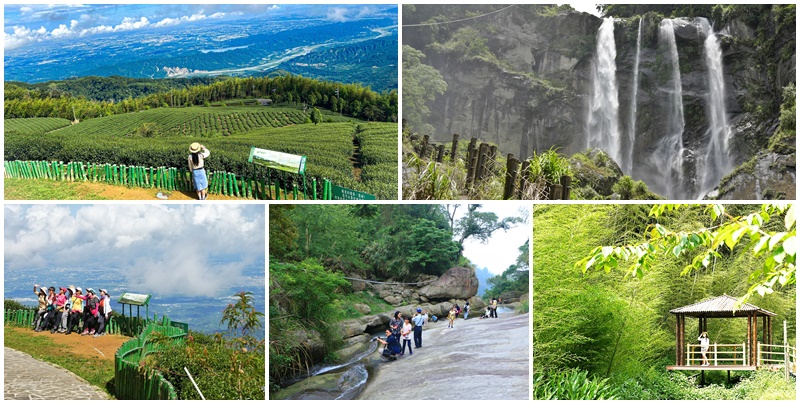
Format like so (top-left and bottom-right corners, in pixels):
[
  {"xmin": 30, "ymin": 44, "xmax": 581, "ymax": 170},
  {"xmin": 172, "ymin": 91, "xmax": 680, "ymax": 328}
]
[
  {"xmin": 586, "ymin": 17, "xmax": 621, "ymax": 165},
  {"xmin": 698, "ymin": 18, "xmax": 732, "ymax": 197},
  {"xmin": 649, "ymin": 18, "xmax": 687, "ymax": 198},
  {"xmin": 625, "ymin": 18, "xmax": 643, "ymax": 175}
]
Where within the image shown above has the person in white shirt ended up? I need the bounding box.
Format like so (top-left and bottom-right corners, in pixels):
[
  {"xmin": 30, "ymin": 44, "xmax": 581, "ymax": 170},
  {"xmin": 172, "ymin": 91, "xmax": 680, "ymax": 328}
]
[{"xmin": 698, "ymin": 331, "xmax": 710, "ymax": 366}]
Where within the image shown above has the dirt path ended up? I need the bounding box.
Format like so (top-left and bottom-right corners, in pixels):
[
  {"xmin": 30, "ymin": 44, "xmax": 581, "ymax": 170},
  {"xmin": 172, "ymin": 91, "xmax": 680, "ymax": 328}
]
[
  {"xmin": 11, "ymin": 327, "xmax": 130, "ymax": 361},
  {"xmin": 76, "ymin": 182, "xmax": 245, "ymax": 200}
]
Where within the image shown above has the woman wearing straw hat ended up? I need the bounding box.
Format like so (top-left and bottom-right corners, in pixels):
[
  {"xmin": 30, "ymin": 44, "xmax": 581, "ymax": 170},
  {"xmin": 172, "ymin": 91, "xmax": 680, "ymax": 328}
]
[{"xmin": 188, "ymin": 142, "xmax": 211, "ymax": 200}]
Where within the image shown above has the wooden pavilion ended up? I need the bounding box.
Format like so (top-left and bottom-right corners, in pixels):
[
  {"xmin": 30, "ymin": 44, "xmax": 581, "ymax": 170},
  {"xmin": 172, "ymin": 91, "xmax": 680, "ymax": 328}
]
[{"xmin": 666, "ymin": 294, "xmax": 776, "ymax": 371}]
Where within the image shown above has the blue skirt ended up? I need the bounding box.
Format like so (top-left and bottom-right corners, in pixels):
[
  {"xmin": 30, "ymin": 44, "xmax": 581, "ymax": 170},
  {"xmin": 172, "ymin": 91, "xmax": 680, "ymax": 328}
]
[{"xmin": 192, "ymin": 168, "xmax": 208, "ymax": 191}]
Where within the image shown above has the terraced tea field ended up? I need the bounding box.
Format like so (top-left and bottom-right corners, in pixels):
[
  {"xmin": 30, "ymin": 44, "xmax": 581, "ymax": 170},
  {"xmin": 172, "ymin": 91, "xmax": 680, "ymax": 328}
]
[{"xmin": 5, "ymin": 106, "xmax": 398, "ymax": 198}]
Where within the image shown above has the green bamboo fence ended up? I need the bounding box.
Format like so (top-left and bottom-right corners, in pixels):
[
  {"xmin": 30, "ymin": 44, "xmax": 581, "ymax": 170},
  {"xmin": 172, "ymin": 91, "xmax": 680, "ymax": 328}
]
[
  {"xmin": 4, "ymin": 160, "xmax": 333, "ymax": 200},
  {"xmin": 114, "ymin": 318, "xmax": 187, "ymax": 400},
  {"xmin": 4, "ymin": 309, "xmax": 122, "ymax": 334}
]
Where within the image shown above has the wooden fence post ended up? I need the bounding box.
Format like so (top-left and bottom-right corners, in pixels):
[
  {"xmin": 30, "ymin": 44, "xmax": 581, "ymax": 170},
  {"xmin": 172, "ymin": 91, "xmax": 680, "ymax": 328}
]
[
  {"xmin": 561, "ymin": 175, "xmax": 571, "ymax": 200},
  {"xmin": 450, "ymin": 134, "xmax": 460, "ymax": 162},
  {"xmin": 436, "ymin": 145, "xmax": 445, "ymax": 163},
  {"xmin": 421, "ymin": 134, "xmax": 430, "ymax": 158},
  {"xmin": 503, "ymin": 154, "xmax": 519, "ymax": 200},
  {"xmin": 465, "ymin": 140, "xmax": 479, "ymax": 188},
  {"xmin": 517, "ymin": 160, "xmax": 530, "ymax": 199},
  {"xmin": 549, "ymin": 183, "xmax": 562, "ymax": 200},
  {"xmin": 475, "ymin": 143, "xmax": 489, "ymax": 181}
]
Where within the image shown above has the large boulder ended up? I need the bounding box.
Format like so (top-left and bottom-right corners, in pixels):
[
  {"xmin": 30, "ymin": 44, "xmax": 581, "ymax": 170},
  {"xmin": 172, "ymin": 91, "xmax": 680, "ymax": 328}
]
[
  {"xmin": 289, "ymin": 329, "xmax": 325, "ymax": 362},
  {"xmin": 337, "ymin": 319, "xmax": 367, "ymax": 339},
  {"xmin": 418, "ymin": 267, "xmax": 479, "ymax": 300},
  {"xmin": 334, "ymin": 333, "xmax": 371, "ymax": 362},
  {"xmin": 353, "ymin": 303, "xmax": 371, "ymax": 315}
]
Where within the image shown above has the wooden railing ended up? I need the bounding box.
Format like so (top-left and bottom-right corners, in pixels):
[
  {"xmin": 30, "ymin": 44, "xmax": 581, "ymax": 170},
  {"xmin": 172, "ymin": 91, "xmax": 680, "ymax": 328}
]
[
  {"xmin": 686, "ymin": 343, "xmax": 747, "ymax": 365},
  {"xmin": 686, "ymin": 342, "xmax": 797, "ymax": 374},
  {"xmin": 758, "ymin": 343, "xmax": 796, "ymax": 377}
]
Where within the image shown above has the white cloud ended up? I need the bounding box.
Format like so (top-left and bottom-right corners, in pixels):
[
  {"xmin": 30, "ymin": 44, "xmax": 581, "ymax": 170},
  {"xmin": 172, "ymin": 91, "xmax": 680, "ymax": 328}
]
[
  {"xmin": 4, "ymin": 205, "xmax": 265, "ymax": 297},
  {"xmin": 19, "ymin": 6, "xmax": 33, "ymax": 14},
  {"xmin": 114, "ymin": 16, "xmax": 149, "ymax": 31},
  {"xmin": 269, "ymin": 5, "xmax": 280, "ymax": 11},
  {"xmin": 153, "ymin": 11, "xmax": 226, "ymax": 28},
  {"xmin": 326, "ymin": 7, "xmax": 350, "ymax": 22}
]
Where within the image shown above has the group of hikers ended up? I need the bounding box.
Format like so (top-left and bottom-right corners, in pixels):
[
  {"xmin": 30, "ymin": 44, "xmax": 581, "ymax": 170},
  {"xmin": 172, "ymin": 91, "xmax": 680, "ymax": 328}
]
[
  {"xmin": 32, "ymin": 284, "xmax": 113, "ymax": 337},
  {"xmin": 376, "ymin": 298, "xmax": 503, "ymax": 360}
]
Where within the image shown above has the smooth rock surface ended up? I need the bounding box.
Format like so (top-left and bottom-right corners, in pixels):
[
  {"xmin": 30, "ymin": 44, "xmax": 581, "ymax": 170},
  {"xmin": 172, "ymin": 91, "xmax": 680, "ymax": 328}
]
[{"xmin": 359, "ymin": 310, "xmax": 529, "ymax": 400}]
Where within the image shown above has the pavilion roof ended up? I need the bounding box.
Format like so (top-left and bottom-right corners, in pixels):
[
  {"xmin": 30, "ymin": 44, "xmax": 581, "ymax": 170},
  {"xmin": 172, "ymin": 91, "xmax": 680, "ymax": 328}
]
[{"xmin": 669, "ymin": 294, "xmax": 777, "ymax": 318}]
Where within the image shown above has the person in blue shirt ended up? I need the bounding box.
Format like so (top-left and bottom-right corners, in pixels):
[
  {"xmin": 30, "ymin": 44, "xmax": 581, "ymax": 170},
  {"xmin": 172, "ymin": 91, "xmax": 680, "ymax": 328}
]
[
  {"xmin": 412, "ymin": 308, "xmax": 425, "ymax": 348},
  {"xmin": 376, "ymin": 329, "xmax": 401, "ymax": 360}
]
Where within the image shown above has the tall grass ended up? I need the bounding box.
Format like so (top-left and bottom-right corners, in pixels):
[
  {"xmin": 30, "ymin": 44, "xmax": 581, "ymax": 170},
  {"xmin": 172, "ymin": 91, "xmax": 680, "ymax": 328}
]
[{"xmin": 532, "ymin": 368, "xmax": 620, "ymax": 399}]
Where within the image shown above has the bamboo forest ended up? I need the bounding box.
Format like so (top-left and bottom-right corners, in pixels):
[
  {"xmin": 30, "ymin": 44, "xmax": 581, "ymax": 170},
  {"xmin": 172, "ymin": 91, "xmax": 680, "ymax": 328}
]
[{"xmin": 533, "ymin": 204, "xmax": 796, "ymax": 399}]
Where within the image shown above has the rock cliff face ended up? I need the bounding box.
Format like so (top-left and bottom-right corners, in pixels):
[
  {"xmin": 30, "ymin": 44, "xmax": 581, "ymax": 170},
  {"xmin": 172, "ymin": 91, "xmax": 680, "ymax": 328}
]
[{"xmin": 407, "ymin": 5, "xmax": 795, "ymax": 198}]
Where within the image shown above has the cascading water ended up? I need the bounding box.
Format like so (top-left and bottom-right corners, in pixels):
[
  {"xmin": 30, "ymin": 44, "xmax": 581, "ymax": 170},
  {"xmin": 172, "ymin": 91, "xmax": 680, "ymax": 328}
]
[
  {"xmin": 625, "ymin": 18, "xmax": 643, "ymax": 175},
  {"xmin": 698, "ymin": 18, "xmax": 732, "ymax": 196},
  {"xmin": 652, "ymin": 18, "xmax": 686, "ymax": 198},
  {"xmin": 586, "ymin": 17, "xmax": 621, "ymax": 164}
]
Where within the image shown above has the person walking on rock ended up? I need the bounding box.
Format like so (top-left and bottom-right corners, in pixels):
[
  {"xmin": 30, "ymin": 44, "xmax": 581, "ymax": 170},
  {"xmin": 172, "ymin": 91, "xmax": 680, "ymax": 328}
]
[
  {"xmin": 463, "ymin": 301, "xmax": 470, "ymax": 320},
  {"xmin": 447, "ymin": 307, "xmax": 457, "ymax": 328},
  {"xmin": 490, "ymin": 297, "xmax": 498, "ymax": 318},
  {"xmin": 412, "ymin": 308, "xmax": 425, "ymax": 348},
  {"xmin": 400, "ymin": 317, "xmax": 413, "ymax": 356},
  {"xmin": 188, "ymin": 142, "xmax": 211, "ymax": 200}
]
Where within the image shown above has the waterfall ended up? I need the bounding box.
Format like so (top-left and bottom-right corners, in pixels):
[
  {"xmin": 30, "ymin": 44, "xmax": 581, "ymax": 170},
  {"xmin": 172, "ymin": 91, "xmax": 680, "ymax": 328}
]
[
  {"xmin": 625, "ymin": 18, "xmax": 643, "ymax": 175},
  {"xmin": 586, "ymin": 17, "xmax": 621, "ymax": 163},
  {"xmin": 653, "ymin": 18, "xmax": 686, "ymax": 198},
  {"xmin": 698, "ymin": 18, "xmax": 732, "ymax": 196}
]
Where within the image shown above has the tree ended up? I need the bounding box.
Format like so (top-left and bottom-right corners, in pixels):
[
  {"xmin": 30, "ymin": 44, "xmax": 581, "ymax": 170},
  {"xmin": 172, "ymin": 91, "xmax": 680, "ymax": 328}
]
[
  {"xmin": 576, "ymin": 204, "xmax": 796, "ymax": 306},
  {"xmin": 221, "ymin": 291, "xmax": 264, "ymax": 341},
  {"xmin": 402, "ymin": 45, "xmax": 447, "ymax": 135},
  {"xmin": 310, "ymin": 107, "xmax": 322, "ymax": 125},
  {"xmin": 455, "ymin": 204, "xmax": 524, "ymax": 245}
]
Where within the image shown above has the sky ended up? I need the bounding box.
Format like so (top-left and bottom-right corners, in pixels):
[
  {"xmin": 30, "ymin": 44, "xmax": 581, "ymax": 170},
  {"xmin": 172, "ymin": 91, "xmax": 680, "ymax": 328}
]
[
  {"xmin": 4, "ymin": 204, "xmax": 265, "ymax": 298},
  {"xmin": 3, "ymin": 3, "xmax": 396, "ymax": 50},
  {"xmin": 566, "ymin": 3, "xmax": 602, "ymax": 17},
  {"xmin": 455, "ymin": 203, "xmax": 530, "ymax": 276}
]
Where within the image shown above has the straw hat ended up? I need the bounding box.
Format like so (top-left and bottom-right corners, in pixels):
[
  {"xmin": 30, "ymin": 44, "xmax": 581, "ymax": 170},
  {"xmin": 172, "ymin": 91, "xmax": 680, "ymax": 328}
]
[
  {"xmin": 68, "ymin": 285, "xmax": 76, "ymax": 294},
  {"xmin": 189, "ymin": 142, "xmax": 202, "ymax": 153},
  {"xmin": 39, "ymin": 287, "xmax": 46, "ymax": 295}
]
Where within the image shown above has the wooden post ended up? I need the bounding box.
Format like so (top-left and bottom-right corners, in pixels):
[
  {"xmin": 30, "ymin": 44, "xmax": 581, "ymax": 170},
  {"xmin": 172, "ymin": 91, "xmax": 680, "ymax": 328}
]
[
  {"xmin": 549, "ymin": 183, "xmax": 562, "ymax": 200},
  {"xmin": 560, "ymin": 175, "xmax": 571, "ymax": 200},
  {"xmin": 714, "ymin": 343, "xmax": 718, "ymax": 366},
  {"xmin": 436, "ymin": 144, "xmax": 445, "ymax": 163},
  {"xmin": 476, "ymin": 143, "xmax": 489, "ymax": 180},
  {"xmin": 784, "ymin": 320, "xmax": 789, "ymax": 380},
  {"xmin": 742, "ymin": 342, "xmax": 746, "ymax": 365},
  {"xmin": 517, "ymin": 160, "xmax": 530, "ymax": 199},
  {"xmin": 421, "ymin": 134, "xmax": 430, "ymax": 158},
  {"xmin": 503, "ymin": 154, "xmax": 519, "ymax": 200},
  {"xmin": 450, "ymin": 134, "xmax": 460, "ymax": 162},
  {"xmin": 465, "ymin": 144, "xmax": 479, "ymax": 188},
  {"xmin": 676, "ymin": 314, "xmax": 681, "ymax": 366}
]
